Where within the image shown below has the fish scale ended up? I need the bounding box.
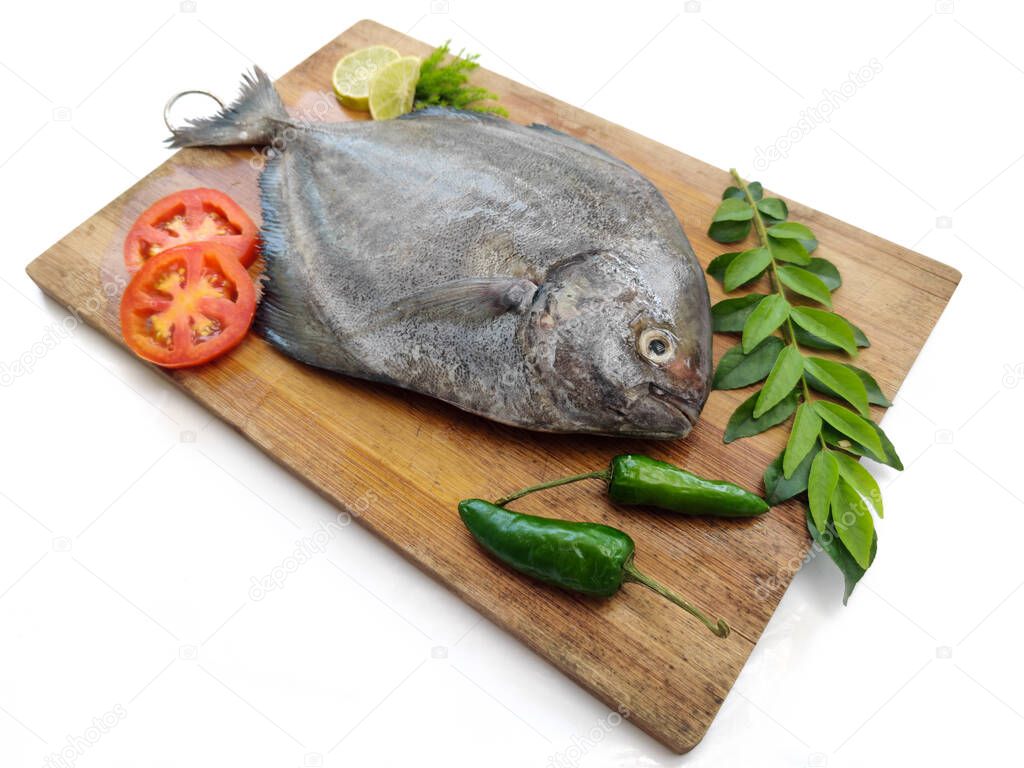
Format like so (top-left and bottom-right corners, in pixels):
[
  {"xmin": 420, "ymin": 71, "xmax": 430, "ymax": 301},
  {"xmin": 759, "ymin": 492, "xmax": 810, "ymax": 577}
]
[{"xmin": 169, "ymin": 68, "xmax": 712, "ymax": 438}]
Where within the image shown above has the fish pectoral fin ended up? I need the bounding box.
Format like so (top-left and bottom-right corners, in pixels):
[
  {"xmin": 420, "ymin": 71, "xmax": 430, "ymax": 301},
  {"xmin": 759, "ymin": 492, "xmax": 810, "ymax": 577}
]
[{"xmin": 384, "ymin": 277, "xmax": 537, "ymax": 322}]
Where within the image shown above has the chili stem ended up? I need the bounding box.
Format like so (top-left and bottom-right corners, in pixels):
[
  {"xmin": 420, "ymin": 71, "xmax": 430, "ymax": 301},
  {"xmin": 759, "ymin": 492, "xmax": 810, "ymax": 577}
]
[
  {"xmin": 495, "ymin": 469, "xmax": 612, "ymax": 506},
  {"xmin": 729, "ymin": 168, "xmax": 828, "ymax": 451},
  {"xmin": 622, "ymin": 560, "xmax": 730, "ymax": 638}
]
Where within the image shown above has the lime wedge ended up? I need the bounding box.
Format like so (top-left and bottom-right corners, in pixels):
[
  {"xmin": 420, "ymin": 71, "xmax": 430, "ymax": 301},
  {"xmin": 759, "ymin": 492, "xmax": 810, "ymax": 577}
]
[
  {"xmin": 368, "ymin": 56, "xmax": 421, "ymax": 120},
  {"xmin": 332, "ymin": 45, "xmax": 401, "ymax": 111}
]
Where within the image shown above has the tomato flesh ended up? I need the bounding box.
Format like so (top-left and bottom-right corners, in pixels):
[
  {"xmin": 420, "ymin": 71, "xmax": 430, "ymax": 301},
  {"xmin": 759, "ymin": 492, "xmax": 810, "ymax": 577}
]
[
  {"xmin": 124, "ymin": 188, "xmax": 258, "ymax": 272},
  {"xmin": 120, "ymin": 242, "xmax": 257, "ymax": 368}
]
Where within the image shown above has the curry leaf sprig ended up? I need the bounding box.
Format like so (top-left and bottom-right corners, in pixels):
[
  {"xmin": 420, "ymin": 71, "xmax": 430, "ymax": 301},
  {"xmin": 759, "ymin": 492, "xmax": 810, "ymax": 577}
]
[
  {"xmin": 707, "ymin": 169, "xmax": 902, "ymax": 603},
  {"xmin": 414, "ymin": 41, "xmax": 508, "ymax": 116}
]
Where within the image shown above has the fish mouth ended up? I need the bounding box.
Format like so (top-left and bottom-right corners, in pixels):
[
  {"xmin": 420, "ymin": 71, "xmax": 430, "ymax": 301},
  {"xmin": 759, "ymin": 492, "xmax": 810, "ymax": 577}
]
[
  {"xmin": 647, "ymin": 383, "xmax": 701, "ymax": 429},
  {"xmin": 609, "ymin": 382, "xmax": 702, "ymax": 438},
  {"xmin": 604, "ymin": 382, "xmax": 700, "ymax": 439}
]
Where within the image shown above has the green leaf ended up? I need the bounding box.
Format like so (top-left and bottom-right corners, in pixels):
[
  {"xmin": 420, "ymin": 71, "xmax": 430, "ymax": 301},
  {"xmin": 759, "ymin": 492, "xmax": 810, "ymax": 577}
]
[
  {"xmin": 755, "ymin": 344, "xmax": 803, "ymax": 417},
  {"xmin": 711, "ymin": 295, "xmax": 767, "ymax": 333},
  {"xmin": 707, "ymin": 252, "xmax": 741, "ymax": 285},
  {"xmin": 803, "ymin": 357, "xmax": 870, "ymax": 416},
  {"xmin": 768, "ymin": 236, "xmax": 811, "ymax": 265},
  {"xmin": 821, "ymin": 422, "xmax": 903, "ymax": 470},
  {"xmin": 724, "ymin": 247, "xmax": 772, "ymax": 291},
  {"xmin": 833, "ymin": 452, "xmax": 883, "ymax": 518},
  {"xmin": 869, "ymin": 422, "xmax": 902, "ymax": 469},
  {"xmin": 793, "ymin": 321, "xmax": 870, "ymax": 351},
  {"xmin": 808, "ymin": 450, "xmax": 839, "ymax": 531},
  {"xmin": 790, "ymin": 307, "xmax": 858, "ymax": 356},
  {"xmin": 713, "ymin": 198, "xmax": 754, "ymax": 222},
  {"xmin": 777, "ymin": 265, "xmax": 833, "ymax": 307},
  {"xmin": 764, "ymin": 443, "xmax": 820, "ymax": 505},
  {"xmin": 831, "ymin": 477, "xmax": 875, "ymax": 569},
  {"xmin": 741, "ymin": 294, "xmax": 790, "ymax": 352},
  {"xmin": 784, "ymin": 403, "xmax": 823, "ymax": 478},
  {"xmin": 805, "ymin": 257, "xmax": 842, "ymax": 291},
  {"xmin": 806, "ymin": 360, "xmax": 889, "ymax": 409},
  {"xmin": 855, "ymin": 368, "xmax": 891, "ymax": 408},
  {"xmin": 767, "ymin": 220, "xmax": 820, "ymax": 254},
  {"xmin": 846, "ymin": 365, "xmax": 892, "ymax": 407},
  {"xmin": 806, "ymin": 506, "xmax": 875, "ymax": 604},
  {"xmin": 712, "ymin": 338, "xmax": 784, "ymax": 390},
  {"xmin": 710, "ymin": 250, "xmax": 780, "ymax": 290},
  {"xmin": 724, "ymin": 182, "xmax": 763, "ymax": 201},
  {"xmin": 724, "ymin": 389, "xmax": 798, "ymax": 443},
  {"xmin": 812, "ymin": 401, "xmax": 884, "ymax": 458},
  {"xmin": 768, "ymin": 221, "xmax": 816, "ymax": 241},
  {"xmin": 757, "ymin": 197, "xmax": 788, "ymax": 220},
  {"xmin": 708, "ymin": 219, "xmax": 752, "ymax": 243}
]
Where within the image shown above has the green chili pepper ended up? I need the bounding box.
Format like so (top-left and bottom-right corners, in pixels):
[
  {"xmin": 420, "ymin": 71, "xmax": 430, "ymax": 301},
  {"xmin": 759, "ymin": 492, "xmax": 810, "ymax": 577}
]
[
  {"xmin": 458, "ymin": 498, "xmax": 730, "ymax": 638},
  {"xmin": 607, "ymin": 454, "xmax": 769, "ymax": 517},
  {"xmin": 494, "ymin": 454, "xmax": 769, "ymax": 517}
]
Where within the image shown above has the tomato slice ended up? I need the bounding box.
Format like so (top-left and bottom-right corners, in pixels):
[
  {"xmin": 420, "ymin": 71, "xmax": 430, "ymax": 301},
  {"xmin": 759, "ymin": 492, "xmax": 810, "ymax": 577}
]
[
  {"xmin": 120, "ymin": 242, "xmax": 257, "ymax": 368},
  {"xmin": 124, "ymin": 188, "xmax": 258, "ymax": 272}
]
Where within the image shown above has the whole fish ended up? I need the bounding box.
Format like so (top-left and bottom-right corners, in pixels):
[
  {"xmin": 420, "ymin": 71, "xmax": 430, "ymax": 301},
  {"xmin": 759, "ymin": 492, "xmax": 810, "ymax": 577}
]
[{"xmin": 170, "ymin": 69, "xmax": 712, "ymax": 438}]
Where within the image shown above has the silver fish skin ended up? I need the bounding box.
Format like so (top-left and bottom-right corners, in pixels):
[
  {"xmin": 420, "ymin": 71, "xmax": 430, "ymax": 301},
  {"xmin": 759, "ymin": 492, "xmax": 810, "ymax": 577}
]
[{"xmin": 169, "ymin": 69, "xmax": 712, "ymax": 439}]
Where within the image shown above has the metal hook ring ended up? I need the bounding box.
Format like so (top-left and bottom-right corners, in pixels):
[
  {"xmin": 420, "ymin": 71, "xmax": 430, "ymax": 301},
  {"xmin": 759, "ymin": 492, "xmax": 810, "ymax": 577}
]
[{"xmin": 163, "ymin": 90, "xmax": 225, "ymax": 132}]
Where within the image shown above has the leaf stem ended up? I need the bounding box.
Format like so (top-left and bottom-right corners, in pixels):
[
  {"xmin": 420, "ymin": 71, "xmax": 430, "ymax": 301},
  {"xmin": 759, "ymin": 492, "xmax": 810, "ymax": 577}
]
[
  {"xmin": 494, "ymin": 469, "xmax": 612, "ymax": 506},
  {"xmin": 729, "ymin": 168, "xmax": 826, "ymax": 448},
  {"xmin": 622, "ymin": 560, "xmax": 730, "ymax": 638}
]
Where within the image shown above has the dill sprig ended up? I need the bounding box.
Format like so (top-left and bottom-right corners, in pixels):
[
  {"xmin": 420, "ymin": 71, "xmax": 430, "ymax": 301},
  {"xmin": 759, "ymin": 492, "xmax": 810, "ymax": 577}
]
[{"xmin": 414, "ymin": 41, "xmax": 508, "ymax": 116}]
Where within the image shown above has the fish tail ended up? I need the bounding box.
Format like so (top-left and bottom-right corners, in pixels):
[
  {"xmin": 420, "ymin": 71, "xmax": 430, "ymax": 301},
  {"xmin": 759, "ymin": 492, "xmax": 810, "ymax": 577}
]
[{"xmin": 167, "ymin": 67, "xmax": 291, "ymax": 148}]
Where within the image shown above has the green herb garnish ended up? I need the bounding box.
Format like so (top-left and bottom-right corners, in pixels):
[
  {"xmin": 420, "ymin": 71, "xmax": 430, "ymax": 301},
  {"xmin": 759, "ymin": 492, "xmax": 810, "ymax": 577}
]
[
  {"xmin": 414, "ymin": 41, "xmax": 507, "ymax": 116},
  {"xmin": 707, "ymin": 170, "xmax": 901, "ymax": 603}
]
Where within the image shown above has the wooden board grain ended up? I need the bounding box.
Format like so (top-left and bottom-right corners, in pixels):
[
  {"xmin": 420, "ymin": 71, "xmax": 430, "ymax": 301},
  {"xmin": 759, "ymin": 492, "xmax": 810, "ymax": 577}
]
[{"xmin": 25, "ymin": 20, "xmax": 960, "ymax": 753}]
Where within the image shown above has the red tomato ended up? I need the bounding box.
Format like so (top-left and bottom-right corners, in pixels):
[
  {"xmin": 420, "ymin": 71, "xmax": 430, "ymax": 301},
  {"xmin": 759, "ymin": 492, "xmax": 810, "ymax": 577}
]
[
  {"xmin": 120, "ymin": 242, "xmax": 257, "ymax": 368},
  {"xmin": 124, "ymin": 188, "xmax": 258, "ymax": 272}
]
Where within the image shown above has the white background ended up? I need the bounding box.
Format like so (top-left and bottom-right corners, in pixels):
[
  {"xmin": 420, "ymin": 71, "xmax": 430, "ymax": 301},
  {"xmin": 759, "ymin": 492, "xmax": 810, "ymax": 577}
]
[{"xmin": 1, "ymin": 1, "xmax": 1021, "ymax": 766}]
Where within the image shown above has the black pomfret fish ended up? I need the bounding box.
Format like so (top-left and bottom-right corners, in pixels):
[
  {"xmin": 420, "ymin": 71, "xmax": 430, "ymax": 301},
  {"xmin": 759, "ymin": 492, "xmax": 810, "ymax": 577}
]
[{"xmin": 169, "ymin": 69, "xmax": 712, "ymax": 438}]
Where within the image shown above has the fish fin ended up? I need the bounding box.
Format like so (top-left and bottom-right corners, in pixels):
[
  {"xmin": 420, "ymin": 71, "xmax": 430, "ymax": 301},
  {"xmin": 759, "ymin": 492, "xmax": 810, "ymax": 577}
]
[
  {"xmin": 253, "ymin": 156, "xmax": 355, "ymax": 369},
  {"xmin": 384, "ymin": 277, "xmax": 537, "ymax": 322},
  {"xmin": 397, "ymin": 106, "xmax": 508, "ymax": 125},
  {"xmin": 167, "ymin": 67, "xmax": 290, "ymax": 148},
  {"xmin": 526, "ymin": 122, "xmax": 629, "ymax": 169},
  {"xmin": 397, "ymin": 110, "xmax": 627, "ymax": 169}
]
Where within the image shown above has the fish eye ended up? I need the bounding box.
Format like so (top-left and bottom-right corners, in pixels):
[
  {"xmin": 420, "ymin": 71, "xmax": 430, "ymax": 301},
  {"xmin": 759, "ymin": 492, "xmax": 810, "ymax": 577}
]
[{"xmin": 637, "ymin": 327, "xmax": 676, "ymax": 365}]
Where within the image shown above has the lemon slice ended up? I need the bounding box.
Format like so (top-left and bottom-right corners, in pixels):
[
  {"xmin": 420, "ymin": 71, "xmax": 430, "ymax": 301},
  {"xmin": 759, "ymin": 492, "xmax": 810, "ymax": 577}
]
[
  {"xmin": 332, "ymin": 45, "xmax": 401, "ymax": 111},
  {"xmin": 368, "ymin": 56, "xmax": 421, "ymax": 120}
]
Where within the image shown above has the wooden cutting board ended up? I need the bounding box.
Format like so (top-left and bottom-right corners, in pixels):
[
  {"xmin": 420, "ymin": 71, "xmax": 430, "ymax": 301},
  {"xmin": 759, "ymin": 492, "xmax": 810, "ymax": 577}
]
[{"xmin": 25, "ymin": 20, "xmax": 959, "ymax": 753}]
